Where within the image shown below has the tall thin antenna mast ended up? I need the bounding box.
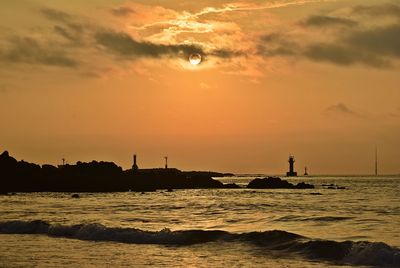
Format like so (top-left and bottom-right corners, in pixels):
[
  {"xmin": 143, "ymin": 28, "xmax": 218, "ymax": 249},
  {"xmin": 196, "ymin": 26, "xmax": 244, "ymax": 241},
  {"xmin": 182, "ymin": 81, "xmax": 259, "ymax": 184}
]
[{"xmin": 375, "ymin": 145, "xmax": 378, "ymax": 176}]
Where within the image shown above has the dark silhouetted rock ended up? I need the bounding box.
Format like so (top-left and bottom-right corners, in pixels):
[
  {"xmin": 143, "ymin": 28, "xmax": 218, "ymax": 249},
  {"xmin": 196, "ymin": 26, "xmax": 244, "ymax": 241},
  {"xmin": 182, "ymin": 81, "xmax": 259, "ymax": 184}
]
[
  {"xmin": 296, "ymin": 182, "xmax": 315, "ymax": 189},
  {"xmin": 71, "ymin": 194, "xmax": 80, "ymax": 198},
  {"xmin": 222, "ymin": 183, "xmax": 241, "ymax": 189},
  {"xmin": 247, "ymin": 177, "xmax": 314, "ymax": 189},
  {"xmin": 0, "ymin": 151, "xmax": 230, "ymax": 192}
]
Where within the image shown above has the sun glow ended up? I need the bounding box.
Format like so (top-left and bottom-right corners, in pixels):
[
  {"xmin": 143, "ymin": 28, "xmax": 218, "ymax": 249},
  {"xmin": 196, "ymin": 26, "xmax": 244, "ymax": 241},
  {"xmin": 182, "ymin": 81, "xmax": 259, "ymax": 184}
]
[{"xmin": 189, "ymin": 53, "xmax": 202, "ymax": 65}]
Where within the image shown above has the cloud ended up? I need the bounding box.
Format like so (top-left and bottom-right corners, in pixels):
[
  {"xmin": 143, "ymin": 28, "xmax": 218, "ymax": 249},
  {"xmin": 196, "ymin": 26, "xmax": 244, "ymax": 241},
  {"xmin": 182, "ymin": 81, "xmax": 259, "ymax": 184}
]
[
  {"xmin": 302, "ymin": 24, "xmax": 400, "ymax": 68},
  {"xmin": 345, "ymin": 25, "xmax": 400, "ymax": 58},
  {"xmin": 94, "ymin": 30, "xmax": 239, "ymax": 61},
  {"xmin": 111, "ymin": 7, "xmax": 135, "ymax": 17},
  {"xmin": 53, "ymin": 23, "xmax": 84, "ymax": 44},
  {"xmin": 257, "ymin": 33, "xmax": 298, "ymax": 57},
  {"xmin": 54, "ymin": 26, "xmax": 75, "ymax": 41},
  {"xmin": 95, "ymin": 31, "xmax": 204, "ymax": 59},
  {"xmin": 324, "ymin": 103, "xmax": 364, "ymax": 118},
  {"xmin": 0, "ymin": 36, "xmax": 78, "ymax": 68},
  {"xmin": 257, "ymin": 8, "xmax": 400, "ymax": 68},
  {"xmin": 351, "ymin": 4, "xmax": 400, "ymax": 19},
  {"xmin": 41, "ymin": 8, "xmax": 72, "ymax": 22},
  {"xmin": 210, "ymin": 48, "xmax": 244, "ymax": 58},
  {"xmin": 301, "ymin": 15, "xmax": 357, "ymax": 28},
  {"xmin": 304, "ymin": 43, "xmax": 390, "ymax": 67}
]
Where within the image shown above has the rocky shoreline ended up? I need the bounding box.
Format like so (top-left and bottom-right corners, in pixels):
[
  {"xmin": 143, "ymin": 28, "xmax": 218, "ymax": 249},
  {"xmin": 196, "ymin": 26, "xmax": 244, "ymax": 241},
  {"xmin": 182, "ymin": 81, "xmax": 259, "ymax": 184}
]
[{"xmin": 0, "ymin": 151, "xmax": 314, "ymax": 192}]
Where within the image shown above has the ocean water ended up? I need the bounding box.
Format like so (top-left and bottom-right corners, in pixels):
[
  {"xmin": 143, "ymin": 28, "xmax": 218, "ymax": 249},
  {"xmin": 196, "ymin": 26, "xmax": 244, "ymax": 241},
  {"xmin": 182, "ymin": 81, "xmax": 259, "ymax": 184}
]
[{"xmin": 0, "ymin": 176, "xmax": 399, "ymax": 267}]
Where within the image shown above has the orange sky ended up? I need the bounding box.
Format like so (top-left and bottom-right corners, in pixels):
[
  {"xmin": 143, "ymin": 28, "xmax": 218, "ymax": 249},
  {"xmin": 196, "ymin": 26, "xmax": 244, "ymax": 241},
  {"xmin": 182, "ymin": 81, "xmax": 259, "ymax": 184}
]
[{"xmin": 1, "ymin": 0, "xmax": 399, "ymax": 174}]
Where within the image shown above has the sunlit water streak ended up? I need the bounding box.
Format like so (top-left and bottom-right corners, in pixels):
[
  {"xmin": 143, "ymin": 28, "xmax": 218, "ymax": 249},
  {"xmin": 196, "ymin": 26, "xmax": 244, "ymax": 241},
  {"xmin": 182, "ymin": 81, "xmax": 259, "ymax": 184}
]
[{"xmin": 0, "ymin": 176, "xmax": 399, "ymax": 267}]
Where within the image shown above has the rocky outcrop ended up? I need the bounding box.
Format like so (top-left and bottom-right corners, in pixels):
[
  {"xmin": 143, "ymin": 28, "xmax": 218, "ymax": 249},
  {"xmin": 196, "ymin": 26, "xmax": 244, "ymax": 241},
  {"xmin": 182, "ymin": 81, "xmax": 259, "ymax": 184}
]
[
  {"xmin": 221, "ymin": 183, "xmax": 241, "ymax": 189},
  {"xmin": 247, "ymin": 177, "xmax": 314, "ymax": 189},
  {"xmin": 0, "ymin": 151, "xmax": 230, "ymax": 192}
]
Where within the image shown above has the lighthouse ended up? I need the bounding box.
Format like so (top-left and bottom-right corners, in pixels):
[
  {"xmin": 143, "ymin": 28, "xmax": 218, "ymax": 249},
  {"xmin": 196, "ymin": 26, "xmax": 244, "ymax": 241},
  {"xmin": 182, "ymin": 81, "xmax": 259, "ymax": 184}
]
[
  {"xmin": 132, "ymin": 154, "xmax": 139, "ymax": 171},
  {"xmin": 286, "ymin": 155, "xmax": 297, "ymax": 177}
]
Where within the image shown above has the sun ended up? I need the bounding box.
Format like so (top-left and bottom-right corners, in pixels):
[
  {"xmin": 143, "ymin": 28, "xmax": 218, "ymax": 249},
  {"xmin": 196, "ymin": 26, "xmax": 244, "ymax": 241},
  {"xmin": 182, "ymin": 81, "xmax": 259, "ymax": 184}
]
[{"xmin": 189, "ymin": 53, "xmax": 202, "ymax": 65}]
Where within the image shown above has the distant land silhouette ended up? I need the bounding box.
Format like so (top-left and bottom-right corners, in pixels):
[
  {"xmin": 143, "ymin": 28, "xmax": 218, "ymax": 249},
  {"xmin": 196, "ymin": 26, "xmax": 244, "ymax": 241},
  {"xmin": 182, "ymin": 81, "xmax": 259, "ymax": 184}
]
[{"xmin": 0, "ymin": 151, "xmax": 314, "ymax": 193}]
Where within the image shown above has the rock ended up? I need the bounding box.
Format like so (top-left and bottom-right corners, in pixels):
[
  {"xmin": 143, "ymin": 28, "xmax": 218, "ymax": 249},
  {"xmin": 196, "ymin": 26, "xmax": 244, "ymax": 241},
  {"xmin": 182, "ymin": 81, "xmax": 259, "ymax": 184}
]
[
  {"xmin": 295, "ymin": 182, "xmax": 315, "ymax": 189},
  {"xmin": 247, "ymin": 177, "xmax": 314, "ymax": 189},
  {"xmin": 71, "ymin": 193, "xmax": 80, "ymax": 198},
  {"xmin": 222, "ymin": 183, "xmax": 241, "ymax": 189}
]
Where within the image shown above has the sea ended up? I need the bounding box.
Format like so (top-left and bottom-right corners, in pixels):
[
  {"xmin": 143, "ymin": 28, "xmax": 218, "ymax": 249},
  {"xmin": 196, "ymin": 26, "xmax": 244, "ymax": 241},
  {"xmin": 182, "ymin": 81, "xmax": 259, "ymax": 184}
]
[{"xmin": 0, "ymin": 176, "xmax": 399, "ymax": 267}]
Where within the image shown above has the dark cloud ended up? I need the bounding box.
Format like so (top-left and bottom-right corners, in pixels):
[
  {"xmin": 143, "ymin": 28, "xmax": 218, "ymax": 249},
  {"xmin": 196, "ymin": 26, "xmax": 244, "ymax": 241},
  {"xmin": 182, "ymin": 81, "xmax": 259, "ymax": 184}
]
[
  {"xmin": 54, "ymin": 25, "xmax": 75, "ymax": 41},
  {"xmin": 259, "ymin": 16, "xmax": 400, "ymax": 68},
  {"xmin": 257, "ymin": 33, "xmax": 298, "ymax": 57},
  {"xmin": 41, "ymin": 8, "xmax": 72, "ymax": 22},
  {"xmin": 352, "ymin": 3, "xmax": 400, "ymax": 18},
  {"xmin": 325, "ymin": 103, "xmax": 364, "ymax": 118},
  {"xmin": 0, "ymin": 37, "xmax": 78, "ymax": 68},
  {"xmin": 111, "ymin": 7, "xmax": 135, "ymax": 17},
  {"xmin": 257, "ymin": 45, "xmax": 297, "ymax": 57},
  {"xmin": 95, "ymin": 30, "xmax": 240, "ymax": 61},
  {"xmin": 303, "ymin": 24, "xmax": 400, "ymax": 68},
  {"xmin": 302, "ymin": 15, "xmax": 357, "ymax": 28},
  {"xmin": 345, "ymin": 25, "xmax": 400, "ymax": 58},
  {"xmin": 53, "ymin": 23, "xmax": 83, "ymax": 44},
  {"xmin": 304, "ymin": 43, "xmax": 390, "ymax": 67},
  {"xmin": 210, "ymin": 49, "xmax": 244, "ymax": 58},
  {"xmin": 95, "ymin": 30, "xmax": 205, "ymax": 59}
]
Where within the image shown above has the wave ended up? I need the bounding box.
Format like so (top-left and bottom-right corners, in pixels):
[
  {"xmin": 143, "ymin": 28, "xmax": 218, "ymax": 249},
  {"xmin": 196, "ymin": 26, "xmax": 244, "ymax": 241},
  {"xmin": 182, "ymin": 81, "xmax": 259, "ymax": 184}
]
[
  {"xmin": 275, "ymin": 215, "xmax": 354, "ymax": 222},
  {"xmin": 0, "ymin": 220, "xmax": 399, "ymax": 267}
]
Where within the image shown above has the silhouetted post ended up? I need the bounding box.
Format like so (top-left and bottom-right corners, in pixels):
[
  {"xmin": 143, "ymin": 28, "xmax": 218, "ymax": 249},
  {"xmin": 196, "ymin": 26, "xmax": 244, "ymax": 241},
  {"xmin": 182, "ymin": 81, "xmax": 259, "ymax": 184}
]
[
  {"xmin": 62, "ymin": 158, "xmax": 65, "ymax": 166},
  {"xmin": 165, "ymin": 156, "xmax": 168, "ymax": 169},
  {"xmin": 304, "ymin": 166, "xmax": 308, "ymax": 176},
  {"xmin": 375, "ymin": 146, "xmax": 378, "ymax": 176},
  {"xmin": 132, "ymin": 154, "xmax": 139, "ymax": 171}
]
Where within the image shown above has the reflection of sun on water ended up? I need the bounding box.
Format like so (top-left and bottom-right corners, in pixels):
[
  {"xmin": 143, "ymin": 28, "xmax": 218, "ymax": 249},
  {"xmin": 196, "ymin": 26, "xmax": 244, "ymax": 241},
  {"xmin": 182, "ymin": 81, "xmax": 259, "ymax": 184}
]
[{"xmin": 189, "ymin": 53, "xmax": 202, "ymax": 65}]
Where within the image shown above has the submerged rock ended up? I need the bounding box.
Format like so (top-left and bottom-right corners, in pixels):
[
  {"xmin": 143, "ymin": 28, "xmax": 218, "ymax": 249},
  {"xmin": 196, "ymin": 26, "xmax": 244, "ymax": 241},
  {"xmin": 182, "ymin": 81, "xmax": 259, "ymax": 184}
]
[
  {"xmin": 247, "ymin": 177, "xmax": 314, "ymax": 189},
  {"xmin": 324, "ymin": 184, "xmax": 346, "ymax": 190}
]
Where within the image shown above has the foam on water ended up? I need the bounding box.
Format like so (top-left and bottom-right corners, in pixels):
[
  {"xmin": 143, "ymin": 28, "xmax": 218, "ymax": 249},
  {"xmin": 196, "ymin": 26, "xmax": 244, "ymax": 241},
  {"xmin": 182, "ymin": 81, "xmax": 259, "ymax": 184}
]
[{"xmin": 1, "ymin": 220, "xmax": 399, "ymax": 267}]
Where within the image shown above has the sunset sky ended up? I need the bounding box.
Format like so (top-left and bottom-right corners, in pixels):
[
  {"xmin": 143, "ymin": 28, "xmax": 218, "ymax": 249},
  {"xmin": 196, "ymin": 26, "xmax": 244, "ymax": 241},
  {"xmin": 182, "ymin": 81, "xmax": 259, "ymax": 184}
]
[{"xmin": 1, "ymin": 0, "xmax": 399, "ymax": 174}]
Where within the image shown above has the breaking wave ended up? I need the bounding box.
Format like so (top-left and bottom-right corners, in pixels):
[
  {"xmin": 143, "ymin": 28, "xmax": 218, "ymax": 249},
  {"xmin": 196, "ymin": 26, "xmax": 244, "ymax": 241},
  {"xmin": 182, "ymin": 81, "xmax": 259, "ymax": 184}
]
[{"xmin": 0, "ymin": 220, "xmax": 399, "ymax": 267}]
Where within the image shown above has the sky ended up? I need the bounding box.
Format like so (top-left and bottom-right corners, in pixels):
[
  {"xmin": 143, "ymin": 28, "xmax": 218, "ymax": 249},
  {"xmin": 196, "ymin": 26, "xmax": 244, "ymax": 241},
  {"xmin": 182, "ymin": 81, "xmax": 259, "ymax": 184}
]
[{"xmin": 1, "ymin": 0, "xmax": 400, "ymax": 174}]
